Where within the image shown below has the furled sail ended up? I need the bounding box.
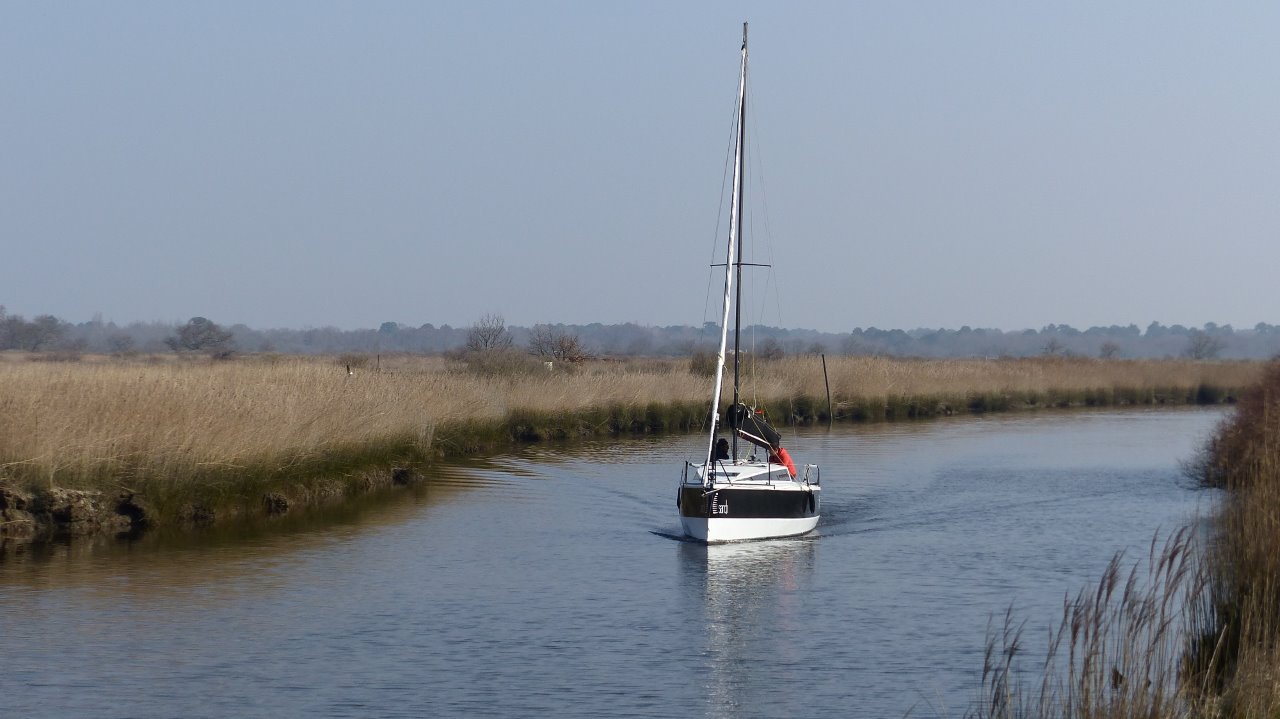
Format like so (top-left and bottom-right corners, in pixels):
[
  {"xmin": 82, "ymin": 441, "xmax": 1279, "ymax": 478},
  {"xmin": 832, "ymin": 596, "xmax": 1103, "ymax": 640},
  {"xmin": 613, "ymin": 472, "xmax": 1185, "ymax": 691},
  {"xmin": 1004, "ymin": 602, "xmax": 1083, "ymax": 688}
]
[{"xmin": 727, "ymin": 402, "xmax": 782, "ymax": 451}]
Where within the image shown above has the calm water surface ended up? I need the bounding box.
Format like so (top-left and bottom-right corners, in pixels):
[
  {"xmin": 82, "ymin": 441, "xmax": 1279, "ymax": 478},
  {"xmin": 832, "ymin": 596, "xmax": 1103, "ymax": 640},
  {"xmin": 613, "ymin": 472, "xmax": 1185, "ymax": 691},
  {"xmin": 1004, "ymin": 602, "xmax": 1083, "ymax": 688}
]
[{"xmin": 0, "ymin": 409, "xmax": 1223, "ymax": 718}]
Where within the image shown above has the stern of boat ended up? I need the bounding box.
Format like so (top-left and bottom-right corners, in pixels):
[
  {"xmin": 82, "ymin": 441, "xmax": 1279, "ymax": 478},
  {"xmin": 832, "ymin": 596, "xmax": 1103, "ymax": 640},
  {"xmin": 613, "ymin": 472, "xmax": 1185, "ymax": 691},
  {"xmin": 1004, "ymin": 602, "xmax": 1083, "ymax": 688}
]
[{"xmin": 677, "ymin": 461, "xmax": 820, "ymax": 543}]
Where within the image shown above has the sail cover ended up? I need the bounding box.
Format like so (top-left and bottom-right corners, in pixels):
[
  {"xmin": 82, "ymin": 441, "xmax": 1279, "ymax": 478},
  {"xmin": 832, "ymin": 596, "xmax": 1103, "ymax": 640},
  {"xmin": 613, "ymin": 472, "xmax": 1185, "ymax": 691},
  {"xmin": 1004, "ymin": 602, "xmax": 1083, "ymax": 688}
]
[{"xmin": 728, "ymin": 403, "xmax": 782, "ymax": 451}]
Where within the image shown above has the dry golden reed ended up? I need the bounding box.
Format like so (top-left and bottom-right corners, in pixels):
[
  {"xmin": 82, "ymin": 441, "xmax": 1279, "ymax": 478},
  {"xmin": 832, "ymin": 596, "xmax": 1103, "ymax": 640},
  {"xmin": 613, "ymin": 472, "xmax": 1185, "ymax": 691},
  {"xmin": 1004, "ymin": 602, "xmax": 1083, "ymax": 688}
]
[
  {"xmin": 747, "ymin": 354, "xmax": 1256, "ymax": 405},
  {"xmin": 0, "ymin": 352, "xmax": 1259, "ymax": 521},
  {"xmin": 1181, "ymin": 360, "xmax": 1280, "ymax": 717},
  {"xmin": 975, "ymin": 528, "xmax": 1207, "ymax": 719},
  {"xmin": 972, "ymin": 360, "xmax": 1280, "ymax": 718}
]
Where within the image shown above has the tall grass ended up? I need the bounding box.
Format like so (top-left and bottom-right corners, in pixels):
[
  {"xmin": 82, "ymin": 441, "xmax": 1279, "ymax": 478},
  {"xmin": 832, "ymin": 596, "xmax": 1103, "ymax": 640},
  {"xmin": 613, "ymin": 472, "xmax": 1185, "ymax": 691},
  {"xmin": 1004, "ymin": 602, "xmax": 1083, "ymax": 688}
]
[
  {"xmin": 0, "ymin": 353, "xmax": 1259, "ymax": 527},
  {"xmin": 746, "ymin": 355, "xmax": 1256, "ymax": 423},
  {"xmin": 1181, "ymin": 360, "xmax": 1280, "ymax": 716},
  {"xmin": 974, "ymin": 528, "xmax": 1209, "ymax": 718},
  {"xmin": 972, "ymin": 359, "xmax": 1280, "ymax": 718}
]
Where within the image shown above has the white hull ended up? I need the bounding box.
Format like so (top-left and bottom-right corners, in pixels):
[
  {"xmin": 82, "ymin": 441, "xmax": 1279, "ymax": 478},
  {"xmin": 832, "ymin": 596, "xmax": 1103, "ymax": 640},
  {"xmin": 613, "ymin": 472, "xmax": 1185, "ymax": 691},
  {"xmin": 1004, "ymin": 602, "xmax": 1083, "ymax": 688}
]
[
  {"xmin": 680, "ymin": 513, "xmax": 819, "ymax": 543},
  {"xmin": 678, "ymin": 461, "xmax": 821, "ymax": 543}
]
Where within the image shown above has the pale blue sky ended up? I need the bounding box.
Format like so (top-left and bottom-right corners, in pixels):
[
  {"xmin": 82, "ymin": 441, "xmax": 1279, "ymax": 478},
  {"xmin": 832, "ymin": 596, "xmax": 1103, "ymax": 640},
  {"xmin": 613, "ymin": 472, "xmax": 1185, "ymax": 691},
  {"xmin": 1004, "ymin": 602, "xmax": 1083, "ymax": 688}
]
[{"xmin": 3, "ymin": 2, "xmax": 1277, "ymax": 333}]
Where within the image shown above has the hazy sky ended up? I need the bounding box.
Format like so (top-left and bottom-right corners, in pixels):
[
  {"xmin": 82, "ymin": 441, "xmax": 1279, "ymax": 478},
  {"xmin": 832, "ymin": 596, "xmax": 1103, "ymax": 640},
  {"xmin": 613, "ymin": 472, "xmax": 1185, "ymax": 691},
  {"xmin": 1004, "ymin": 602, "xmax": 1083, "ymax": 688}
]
[{"xmin": 3, "ymin": 2, "xmax": 1278, "ymax": 333}]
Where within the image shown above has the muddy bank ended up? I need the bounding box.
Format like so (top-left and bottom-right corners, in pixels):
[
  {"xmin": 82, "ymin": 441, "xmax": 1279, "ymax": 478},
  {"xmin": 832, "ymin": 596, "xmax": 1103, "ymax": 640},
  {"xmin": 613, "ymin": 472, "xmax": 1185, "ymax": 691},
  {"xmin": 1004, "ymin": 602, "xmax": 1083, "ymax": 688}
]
[
  {"xmin": 1, "ymin": 485, "xmax": 140, "ymax": 540},
  {"xmin": 0, "ymin": 466, "xmax": 423, "ymax": 544}
]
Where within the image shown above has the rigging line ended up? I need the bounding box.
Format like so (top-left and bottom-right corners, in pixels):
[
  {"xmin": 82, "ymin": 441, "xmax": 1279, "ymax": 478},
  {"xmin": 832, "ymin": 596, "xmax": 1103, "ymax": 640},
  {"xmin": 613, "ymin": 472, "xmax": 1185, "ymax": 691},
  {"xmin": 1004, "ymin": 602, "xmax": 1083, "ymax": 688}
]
[
  {"xmin": 745, "ymin": 83, "xmax": 786, "ymax": 335},
  {"xmin": 738, "ymin": 77, "xmax": 758, "ymax": 409},
  {"xmin": 701, "ymin": 76, "xmax": 747, "ymax": 340},
  {"xmin": 739, "ymin": 74, "xmax": 784, "ymax": 389},
  {"xmin": 746, "ymin": 79, "xmax": 777, "ymax": 409},
  {"xmin": 747, "ymin": 314, "xmax": 752, "ymax": 409}
]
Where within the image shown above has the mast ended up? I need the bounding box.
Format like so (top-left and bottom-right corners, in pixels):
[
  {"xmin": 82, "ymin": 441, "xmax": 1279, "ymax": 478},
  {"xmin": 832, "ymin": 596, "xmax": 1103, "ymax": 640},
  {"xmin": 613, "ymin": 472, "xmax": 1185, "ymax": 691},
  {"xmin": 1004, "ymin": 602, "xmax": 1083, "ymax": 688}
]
[
  {"xmin": 705, "ymin": 22, "xmax": 749, "ymax": 471},
  {"xmin": 731, "ymin": 22, "xmax": 747, "ymax": 461}
]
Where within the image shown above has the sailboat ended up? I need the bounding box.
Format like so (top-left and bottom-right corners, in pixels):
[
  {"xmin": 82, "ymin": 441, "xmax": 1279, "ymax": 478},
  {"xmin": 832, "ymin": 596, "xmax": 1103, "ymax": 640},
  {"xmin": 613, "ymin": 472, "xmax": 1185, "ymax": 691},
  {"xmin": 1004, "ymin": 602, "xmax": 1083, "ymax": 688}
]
[{"xmin": 677, "ymin": 23, "xmax": 821, "ymax": 543}]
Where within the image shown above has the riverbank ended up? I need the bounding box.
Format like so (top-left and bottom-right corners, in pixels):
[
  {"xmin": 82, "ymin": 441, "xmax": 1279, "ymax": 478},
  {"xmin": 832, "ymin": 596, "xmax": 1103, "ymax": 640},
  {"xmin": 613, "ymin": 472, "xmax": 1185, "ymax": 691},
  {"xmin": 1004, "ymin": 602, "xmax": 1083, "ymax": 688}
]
[
  {"xmin": 971, "ymin": 361, "xmax": 1280, "ymax": 718},
  {"xmin": 1183, "ymin": 360, "xmax": 1280, "ymax": 715},
  {"xmin": 0, "ymin": 352, "xmax": 1260, "ymax": 540}
]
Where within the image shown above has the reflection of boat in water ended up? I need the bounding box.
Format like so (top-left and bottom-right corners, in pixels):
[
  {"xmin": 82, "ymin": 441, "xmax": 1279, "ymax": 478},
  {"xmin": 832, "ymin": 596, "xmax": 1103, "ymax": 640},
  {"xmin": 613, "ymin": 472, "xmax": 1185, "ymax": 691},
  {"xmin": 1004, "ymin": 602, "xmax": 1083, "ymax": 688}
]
[
  {"xmin": 680, "ymin": 538, "xmax": 816, "ymax": 599},
  {"xmin": 676, "ymin": 23, "xmax": 821, "ymax": 543},
  {"xmin": 678, "ymin": 539, "xmax": 818, "ymax": 717}
]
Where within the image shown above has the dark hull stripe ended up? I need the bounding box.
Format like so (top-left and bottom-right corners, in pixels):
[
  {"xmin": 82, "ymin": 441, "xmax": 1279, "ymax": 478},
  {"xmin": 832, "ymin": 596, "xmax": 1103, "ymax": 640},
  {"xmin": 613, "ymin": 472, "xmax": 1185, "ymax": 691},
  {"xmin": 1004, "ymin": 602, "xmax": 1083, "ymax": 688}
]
[{"xmin": 679, "ymin": 486, "xmax": 819, "ymax": 519}]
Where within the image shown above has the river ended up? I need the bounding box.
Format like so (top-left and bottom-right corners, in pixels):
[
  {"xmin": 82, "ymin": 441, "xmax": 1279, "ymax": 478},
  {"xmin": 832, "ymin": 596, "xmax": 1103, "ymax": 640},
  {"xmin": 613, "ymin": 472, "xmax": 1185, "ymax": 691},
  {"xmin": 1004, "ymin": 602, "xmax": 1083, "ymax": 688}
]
[{"xmin": 0, "ymin": 408, "xmax": 1223, "ymax": 718}]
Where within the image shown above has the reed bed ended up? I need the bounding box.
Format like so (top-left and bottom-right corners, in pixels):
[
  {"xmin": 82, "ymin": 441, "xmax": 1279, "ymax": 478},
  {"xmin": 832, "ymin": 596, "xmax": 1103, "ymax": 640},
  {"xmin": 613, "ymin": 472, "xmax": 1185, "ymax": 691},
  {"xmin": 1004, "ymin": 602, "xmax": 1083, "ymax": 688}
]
[
  {"xmin": 1181, "ymin": 360, "xmax": 1280, "ymax": 716},
  {"xmin": 973, "ymin": 528, "xmax": 1210, "ymax": 719},
  {"xmin": 744, "ymin": 355, "xmax": 1255, "ymax": 421},
  {"xmin": 0, "ymin": 353, "xmax": 1259, "ymax": 528},
  {"xmin": 971, "ymin": 360, "xmax": 1280, "ymax": 718}
]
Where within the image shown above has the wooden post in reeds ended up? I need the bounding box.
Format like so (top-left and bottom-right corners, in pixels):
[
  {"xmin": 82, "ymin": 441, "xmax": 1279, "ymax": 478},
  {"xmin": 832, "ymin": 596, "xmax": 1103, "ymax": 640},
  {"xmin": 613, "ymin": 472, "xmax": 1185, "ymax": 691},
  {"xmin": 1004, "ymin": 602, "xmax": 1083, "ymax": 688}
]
[{"xmin": 821, "ymin": 353, "xmax": 832, "ymax": 428}]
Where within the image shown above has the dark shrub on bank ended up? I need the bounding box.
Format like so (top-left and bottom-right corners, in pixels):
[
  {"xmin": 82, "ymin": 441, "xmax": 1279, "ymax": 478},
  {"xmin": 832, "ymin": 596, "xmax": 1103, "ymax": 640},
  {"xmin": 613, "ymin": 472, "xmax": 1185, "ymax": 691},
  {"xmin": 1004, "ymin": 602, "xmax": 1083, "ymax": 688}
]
[
  {"xmin": 1179, "ymin": 360, "xmax": 1280, "ymax": 714},
  {"xmin": 457, "ymin": 348, "xmax": 546, "ymax": 376},
  {"xmin": 1191, "ymin": 361, "xmax": 1280, "ymax": 489},
  {"xmin": 688, "ymin": 350, "xmax": 717, "ymax": 377}
]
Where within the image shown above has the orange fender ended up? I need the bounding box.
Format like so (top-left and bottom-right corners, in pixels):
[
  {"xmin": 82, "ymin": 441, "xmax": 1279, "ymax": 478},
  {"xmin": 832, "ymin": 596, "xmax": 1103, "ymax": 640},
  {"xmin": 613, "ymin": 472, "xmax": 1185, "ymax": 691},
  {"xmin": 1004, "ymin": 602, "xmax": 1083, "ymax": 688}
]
[{"xmin": 776, "ymin": 447, "xmax": 797, "ymax": 478}]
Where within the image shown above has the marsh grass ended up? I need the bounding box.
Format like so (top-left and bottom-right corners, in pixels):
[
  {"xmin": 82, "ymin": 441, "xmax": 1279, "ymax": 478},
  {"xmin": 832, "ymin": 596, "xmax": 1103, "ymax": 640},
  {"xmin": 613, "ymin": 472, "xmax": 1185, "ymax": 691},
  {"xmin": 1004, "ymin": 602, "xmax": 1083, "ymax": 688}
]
[
  {"xmin": 973, "ymin": 360, "xmax": 1280, "ymax": 718},
  {"xmin": 747, "ymin": 355, "xmax": 1255, "ymax": 424},
  {"xmin": 0, "ymin": 353, "xmax": 1258, "ymax": 528},
  {"xmin": 1179, "ymin": 361, "xmax": 1280, "ymax": 716},
  {"xmin": 974, "ymin": 528, "xmax": 1210, "ymax": 719}
]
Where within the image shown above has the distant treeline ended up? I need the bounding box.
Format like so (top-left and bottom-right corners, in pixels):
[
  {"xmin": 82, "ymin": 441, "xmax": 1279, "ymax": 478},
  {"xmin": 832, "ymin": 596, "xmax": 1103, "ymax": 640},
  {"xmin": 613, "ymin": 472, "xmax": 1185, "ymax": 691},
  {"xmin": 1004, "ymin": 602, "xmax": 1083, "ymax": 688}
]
[{"xmin": 2, "ymin": 305, "xmax": 1278, "ymax": 359}]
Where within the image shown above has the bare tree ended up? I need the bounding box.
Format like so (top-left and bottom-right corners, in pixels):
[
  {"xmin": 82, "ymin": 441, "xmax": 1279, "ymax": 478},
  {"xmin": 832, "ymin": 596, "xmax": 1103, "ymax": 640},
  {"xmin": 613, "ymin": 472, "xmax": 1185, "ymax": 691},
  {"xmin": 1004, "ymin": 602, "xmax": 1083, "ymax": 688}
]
[
  {"xmin": 26, "ymin": 315, "xmax": 65, "ymax": 351},
  {"xmin": 1099, "ymin": 341, "xmax": 1121, "ymax": 359},
  {"xmin": 465, "ymin": 313, "xmax": 513, "ymax": 353},
  {"xmin": 527, "ymin": 324, "xmax": 592, "ymax": 363},
  {"xmin": 107, "ymin": 334, "xmax": 136, "ymax": 354},
  {"xmin": 758, "ymin": 337, "xmax": 785, "ymax": 360},
  {"xmin": 166, "ymin": 317, "xmax": 234, "ymax": 356},
  {"xmin": 1183, "ymin": 330, "xmax": 1224, "ymax": 360},
  {"xmin": 0, "ymin": 310, "xmax": 28, "ymax": 350}
]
